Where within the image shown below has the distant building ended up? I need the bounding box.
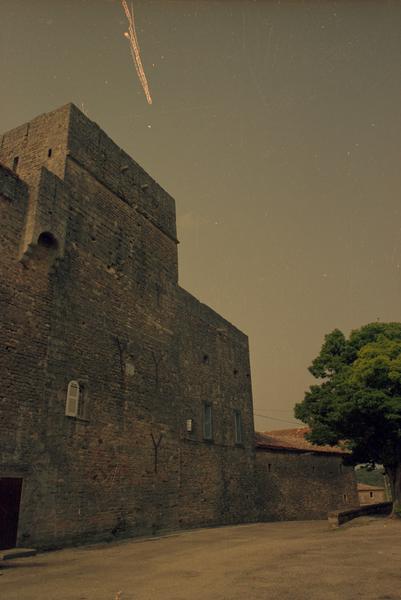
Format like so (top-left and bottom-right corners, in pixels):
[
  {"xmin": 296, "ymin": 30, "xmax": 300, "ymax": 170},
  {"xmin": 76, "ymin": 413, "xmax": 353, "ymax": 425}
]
[
  {"xmin": 255, "ymin": 428, "xmax": 359, "ymax": 521},
  {"xmin": 357, "ymin": 483, "xmax": 386, "ymax": 505}
]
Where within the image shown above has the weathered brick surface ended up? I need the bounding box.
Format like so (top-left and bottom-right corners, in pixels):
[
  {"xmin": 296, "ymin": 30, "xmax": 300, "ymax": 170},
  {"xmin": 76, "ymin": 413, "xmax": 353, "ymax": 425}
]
[
  {"xmin": 0, "ymin": 104, "xmax": 358, "ymax": 549},
  {"xmin": 0, "ymin": 105, "xmax": 256, "ymax": 549},
  {"xmin": 0, "ymin": 104, "xmax": 70, "ymax": 183},
  {"xmin": 255, "ymin": 449, "xmax": 359, "ymax": 521}
]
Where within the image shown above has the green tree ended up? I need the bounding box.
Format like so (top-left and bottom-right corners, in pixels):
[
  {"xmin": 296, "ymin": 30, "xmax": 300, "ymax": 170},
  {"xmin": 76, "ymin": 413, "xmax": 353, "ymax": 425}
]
[{"xmin": 294, "ymin": 323, "xmax": 401, "ymax": 516}]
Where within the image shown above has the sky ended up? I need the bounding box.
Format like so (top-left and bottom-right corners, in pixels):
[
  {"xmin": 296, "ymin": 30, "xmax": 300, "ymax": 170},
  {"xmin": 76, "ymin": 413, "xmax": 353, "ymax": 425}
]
[{"xmin": 1, "ymin": 0, "xmax": 400, "ymax": 432}]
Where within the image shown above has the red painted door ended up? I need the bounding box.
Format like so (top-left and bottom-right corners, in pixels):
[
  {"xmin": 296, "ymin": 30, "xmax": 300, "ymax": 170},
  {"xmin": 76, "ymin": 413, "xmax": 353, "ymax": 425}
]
[{"xmin": 0, "ymin": 478, "xmax": 23, "ymax": 550}]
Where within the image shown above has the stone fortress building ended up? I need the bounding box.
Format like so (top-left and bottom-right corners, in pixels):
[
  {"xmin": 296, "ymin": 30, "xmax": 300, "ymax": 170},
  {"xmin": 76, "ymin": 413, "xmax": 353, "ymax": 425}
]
[{"xmin": 0, "ymin": 104, "xmax": 357, "ymax": 550}]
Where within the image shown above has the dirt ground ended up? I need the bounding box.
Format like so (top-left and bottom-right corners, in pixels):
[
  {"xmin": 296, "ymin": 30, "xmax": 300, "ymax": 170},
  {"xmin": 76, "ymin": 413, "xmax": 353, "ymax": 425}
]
[{"xmin": 1, "ymin": 517, "xmax": 401, "ymax": 600}]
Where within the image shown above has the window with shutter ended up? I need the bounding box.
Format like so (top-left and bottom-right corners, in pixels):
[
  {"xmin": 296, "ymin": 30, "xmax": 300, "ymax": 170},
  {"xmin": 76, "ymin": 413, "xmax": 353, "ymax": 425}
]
[
  {"xmin": 203, "ymin": 403, "xmax": 213, "ymax": 440},
  {"xmin": 65, "ymin": 381, "xmax": 80, "ymax": 417}
]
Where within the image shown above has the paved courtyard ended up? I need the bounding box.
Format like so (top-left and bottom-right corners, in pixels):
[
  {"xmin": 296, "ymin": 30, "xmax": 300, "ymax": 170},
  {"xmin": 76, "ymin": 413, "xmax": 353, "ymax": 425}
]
[{"xmin": 1, "ymin": 517, "xmax": 401, "ymax": 600}]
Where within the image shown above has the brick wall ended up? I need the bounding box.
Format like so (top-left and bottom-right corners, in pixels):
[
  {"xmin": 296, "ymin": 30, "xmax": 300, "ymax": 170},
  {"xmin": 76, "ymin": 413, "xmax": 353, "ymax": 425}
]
[
  {"xmin": 0, "ymin": 104, "xmax": 357, "ymax": 549},
  {"xmin": 0, "ymin": 105, "xmax": 256, "ymax": 549},
  {"xmin": 0, "ymin": 104, "xmax": 70, "ymax": 183},
  {"xmin": 255, "ymin": 449, "xmax": 359, "ymax": 521},
  {"xmin": 0, "ymin": 163, "xmax": 56, "ymax": 546}
]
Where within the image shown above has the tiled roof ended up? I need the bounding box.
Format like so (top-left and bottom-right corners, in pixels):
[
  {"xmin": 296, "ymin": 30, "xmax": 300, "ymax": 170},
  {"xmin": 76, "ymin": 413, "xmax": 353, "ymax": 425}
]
[
  {"xmin": 255, "ymin": 427, "xmax": 348, "ymax": 455},
  {"xmin": 357, "ymin": 482, "xmax": 385, "ymax": 491}
]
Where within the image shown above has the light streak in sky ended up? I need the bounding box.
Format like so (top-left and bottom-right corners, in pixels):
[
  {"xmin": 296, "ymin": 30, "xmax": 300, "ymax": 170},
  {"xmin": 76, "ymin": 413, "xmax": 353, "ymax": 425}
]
[{"xmin": 121, "ymin": 0, "xmax": 152, "ymax": 105}]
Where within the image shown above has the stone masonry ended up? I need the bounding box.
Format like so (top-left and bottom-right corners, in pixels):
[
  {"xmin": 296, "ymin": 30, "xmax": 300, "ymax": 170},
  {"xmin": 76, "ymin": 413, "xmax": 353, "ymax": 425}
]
[
  {"xmin": 0, "ymin": 104, "xmax": 359, "ymax": 550},
  {"xmin": 255, "ymin": 430, "xmax": 359, "ymax": 521},
  {"xmin": 0, "ymin": 104, "xmax": 256, "ymax": 549}
]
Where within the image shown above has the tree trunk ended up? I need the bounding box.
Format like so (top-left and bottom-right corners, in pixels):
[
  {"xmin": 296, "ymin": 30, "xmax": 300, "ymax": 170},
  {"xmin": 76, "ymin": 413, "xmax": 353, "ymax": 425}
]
[{"xmin": 384, "ymin": 463, "xmax": 401, "ymax": 517}]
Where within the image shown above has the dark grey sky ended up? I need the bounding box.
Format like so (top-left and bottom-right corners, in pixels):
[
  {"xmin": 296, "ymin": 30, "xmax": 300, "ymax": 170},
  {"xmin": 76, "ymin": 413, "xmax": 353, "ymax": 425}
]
[{"xmin": 2, "ymin": 0, "xmax": 400, "ymax": 431}]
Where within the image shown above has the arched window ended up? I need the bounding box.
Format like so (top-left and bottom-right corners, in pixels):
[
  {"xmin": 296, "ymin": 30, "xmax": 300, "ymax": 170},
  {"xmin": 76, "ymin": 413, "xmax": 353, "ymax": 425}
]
[{"xmin": 65, "ymin": 381, "xmax": 80, "ymax": 417}]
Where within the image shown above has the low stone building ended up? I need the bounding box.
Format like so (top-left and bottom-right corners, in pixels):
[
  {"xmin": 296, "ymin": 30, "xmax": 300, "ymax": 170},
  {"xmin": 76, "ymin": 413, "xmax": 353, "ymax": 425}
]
[
  {"xmin": 255, "ymin": 428, "xmax": 359, "ymax": 521},
  {"xmin": 357, "ymin": 483, "xmax": 386, "ymax": 505}
]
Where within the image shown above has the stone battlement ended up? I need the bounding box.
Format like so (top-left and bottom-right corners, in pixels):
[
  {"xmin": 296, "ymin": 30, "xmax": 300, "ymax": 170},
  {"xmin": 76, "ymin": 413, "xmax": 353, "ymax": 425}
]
[
  {"xmin": 0, "ymin": 103, "xmax": 177, "ymax": 243},
  {"xmin": 0, "ymin": 104, "xmax": 178, "ymax": 280}
]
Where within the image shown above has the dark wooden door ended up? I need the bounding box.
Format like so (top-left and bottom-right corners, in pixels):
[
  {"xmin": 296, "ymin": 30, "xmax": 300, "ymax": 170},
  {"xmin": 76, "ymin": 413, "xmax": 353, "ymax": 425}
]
[{"xmin": 0, "ymin": 478, "xmax": 23, "ymax": 550}]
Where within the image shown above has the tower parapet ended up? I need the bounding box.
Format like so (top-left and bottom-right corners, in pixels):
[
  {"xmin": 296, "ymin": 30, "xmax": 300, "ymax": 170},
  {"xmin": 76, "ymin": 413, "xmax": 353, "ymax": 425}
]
[{"xmin": 0, "ymin": 104, "xmax": 178, "ymax": 278}]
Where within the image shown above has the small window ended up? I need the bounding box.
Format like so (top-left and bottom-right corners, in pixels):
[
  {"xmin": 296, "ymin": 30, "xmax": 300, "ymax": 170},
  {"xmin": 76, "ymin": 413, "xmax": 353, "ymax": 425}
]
[
  {"xmin": 343, "ymin": 494, "xmax": 347, "ymax": 503},
  {"xmin": 203, "ymin": 403, "xmax": 213, "ymax": 440},
  {"xmin": 234, "ymin": 410, "xmax": 242, "ymax": 444},
  {"xmin": 268, "ymin": 463, "xmax": 272, "ymax": 473},
  {"xmin": 369, "ymin": 491, "xmax": 373, "ymax": 498},
  {"xmin": 65, "ymin": 381, "xmax": 80, "ymax": 417},
  {"xmin": 12, "ymin": 156, "xmax": 19, "ymax": 171},
  {"xmin": 37, "ymin": 231, "xmax": 58, "ymax": 250},
  {"xmin": 47, "ymin": 148, "xmax": 52, "ymax": 157}
]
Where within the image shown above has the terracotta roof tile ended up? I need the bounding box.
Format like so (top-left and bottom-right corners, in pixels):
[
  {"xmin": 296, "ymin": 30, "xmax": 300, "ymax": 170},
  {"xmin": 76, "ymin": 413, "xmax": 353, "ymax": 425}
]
[{"xmin": 255, "ymin": 427, "xmax": 348, "ymax": 455}]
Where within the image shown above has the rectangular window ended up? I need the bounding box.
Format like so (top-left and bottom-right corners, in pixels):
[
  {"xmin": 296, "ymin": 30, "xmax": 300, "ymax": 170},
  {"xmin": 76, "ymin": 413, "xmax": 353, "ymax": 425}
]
[
  {"xmin": 203, "ymin": 403, "xmax": 213, "ymax": 440},
  {"xmin": 77, "ymin": 384, "xmax": 86, "ymax": 419},
  {"xmin": 234, "ymin": 410, "xmax": 242, "ymax": 444}
]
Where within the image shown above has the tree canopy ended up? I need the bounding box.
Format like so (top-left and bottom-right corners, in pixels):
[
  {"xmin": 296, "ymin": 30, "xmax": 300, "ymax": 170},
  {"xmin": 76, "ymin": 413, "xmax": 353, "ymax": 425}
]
[{"xmin": 294, "ymin": 322, "xmax": 401, "ymax": 514}]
